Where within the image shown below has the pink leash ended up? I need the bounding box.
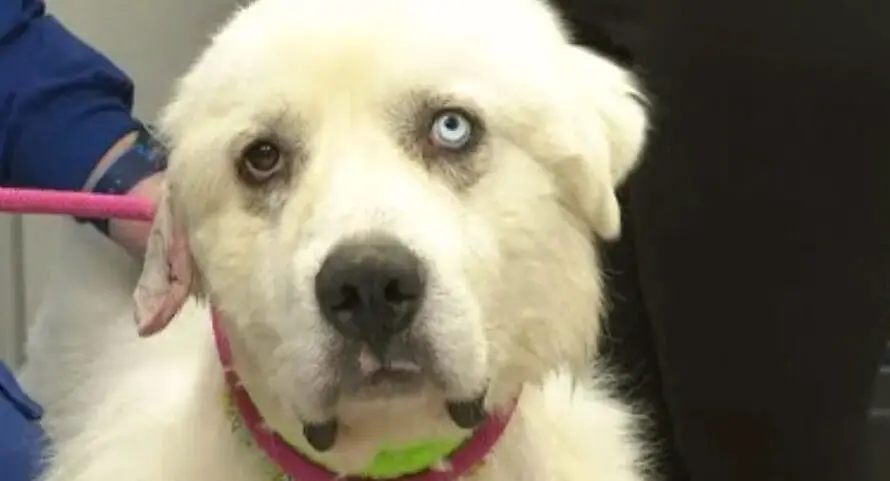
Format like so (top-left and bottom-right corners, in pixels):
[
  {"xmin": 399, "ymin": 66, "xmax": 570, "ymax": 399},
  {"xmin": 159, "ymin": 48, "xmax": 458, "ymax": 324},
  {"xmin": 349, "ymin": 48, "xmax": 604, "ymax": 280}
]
[{"xmin": 0, "ymin": 187, "xmax": 155, "ymax": 222}]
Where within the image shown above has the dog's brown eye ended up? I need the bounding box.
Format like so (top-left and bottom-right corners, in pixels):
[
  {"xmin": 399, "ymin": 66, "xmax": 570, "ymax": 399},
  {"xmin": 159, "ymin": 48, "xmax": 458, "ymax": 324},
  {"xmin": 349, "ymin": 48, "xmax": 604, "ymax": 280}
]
[{"xmin": 239, "ymin": 139, "xmax": 282, "ymax": 183}]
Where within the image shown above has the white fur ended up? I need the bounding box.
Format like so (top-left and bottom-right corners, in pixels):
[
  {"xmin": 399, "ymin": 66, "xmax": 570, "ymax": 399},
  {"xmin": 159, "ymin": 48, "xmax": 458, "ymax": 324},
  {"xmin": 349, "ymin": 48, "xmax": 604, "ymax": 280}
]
[{"xmin": 19, "ymin": 0, "xmax": 650, "ymax": 479}]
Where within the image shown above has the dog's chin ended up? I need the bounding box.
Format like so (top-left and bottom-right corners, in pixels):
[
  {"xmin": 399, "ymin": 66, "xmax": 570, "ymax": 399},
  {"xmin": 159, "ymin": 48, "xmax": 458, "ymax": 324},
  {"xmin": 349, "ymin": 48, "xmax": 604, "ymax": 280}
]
[
  {"xmin": 286, "ymin": 349, "xmax": 488, "ymax": 440},
  {"xmin": 259, "ymin": 349, "xmax": 498, "ymax": 454},
  {"xmin": 335, "ymin": 360, "xmax": 491, "ymax": 435}
]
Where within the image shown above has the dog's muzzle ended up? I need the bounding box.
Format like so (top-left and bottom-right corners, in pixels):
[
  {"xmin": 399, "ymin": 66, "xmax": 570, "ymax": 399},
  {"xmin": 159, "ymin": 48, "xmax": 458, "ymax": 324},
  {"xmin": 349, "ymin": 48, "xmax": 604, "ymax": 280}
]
[{"xmin": 313, "ymin": 234, "xmax": 489, "ymax": 435}]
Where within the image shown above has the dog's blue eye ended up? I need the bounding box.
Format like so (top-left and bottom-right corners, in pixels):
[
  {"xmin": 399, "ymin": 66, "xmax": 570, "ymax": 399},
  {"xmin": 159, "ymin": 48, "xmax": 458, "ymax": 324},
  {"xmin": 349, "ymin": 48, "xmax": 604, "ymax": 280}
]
[{"xmin": 429, "ymin": 110, "xmax": 473, "ymax": 150}]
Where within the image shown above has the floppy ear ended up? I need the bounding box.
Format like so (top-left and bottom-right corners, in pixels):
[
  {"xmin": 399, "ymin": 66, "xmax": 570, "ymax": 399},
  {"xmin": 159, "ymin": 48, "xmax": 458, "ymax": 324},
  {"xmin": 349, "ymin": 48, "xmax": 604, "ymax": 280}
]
[
  {"xmin": 553, "ymin": 45, "xmax": 648, "ymax": 240},
  {"xmin": 132, "ymin": 190, "xmax": 197, "ymax": 337}
]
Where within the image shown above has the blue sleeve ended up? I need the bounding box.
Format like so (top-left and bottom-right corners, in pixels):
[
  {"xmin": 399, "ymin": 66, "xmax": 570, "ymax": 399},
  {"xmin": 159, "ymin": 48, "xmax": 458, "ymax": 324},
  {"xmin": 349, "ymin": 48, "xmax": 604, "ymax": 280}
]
[
  {"xmin": 0, "ymin": 0, "xmax": 141, "ymax": 191},
  {"xmin": 0, "ymin": 362, "xmax": 46, "ymax": 481}
]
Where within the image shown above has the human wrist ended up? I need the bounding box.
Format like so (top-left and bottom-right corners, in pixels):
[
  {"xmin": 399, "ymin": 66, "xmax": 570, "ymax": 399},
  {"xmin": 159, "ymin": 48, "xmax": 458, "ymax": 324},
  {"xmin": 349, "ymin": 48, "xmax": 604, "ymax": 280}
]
[
  {"xmin": 78, "ymin": 124, "xmax": 168, "ymax": 238},
  {"xmin": 81, "ymin": 131, "xmax": 139, "ymax": 192}
]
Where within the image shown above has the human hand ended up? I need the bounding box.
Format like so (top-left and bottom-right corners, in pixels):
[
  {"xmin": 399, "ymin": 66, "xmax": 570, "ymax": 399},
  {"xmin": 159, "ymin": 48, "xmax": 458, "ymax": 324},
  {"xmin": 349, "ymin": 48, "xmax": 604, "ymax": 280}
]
[{"xmin": 108, "ymin": 171, "xmax": 163, "ymax": 258}]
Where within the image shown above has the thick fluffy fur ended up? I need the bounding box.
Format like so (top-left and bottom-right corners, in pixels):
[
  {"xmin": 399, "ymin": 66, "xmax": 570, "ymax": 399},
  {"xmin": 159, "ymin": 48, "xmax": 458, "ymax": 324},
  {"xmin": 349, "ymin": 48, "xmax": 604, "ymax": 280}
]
[{"xmin": 19, "ymin": 0, "xmax": 649, "ymax": 480}]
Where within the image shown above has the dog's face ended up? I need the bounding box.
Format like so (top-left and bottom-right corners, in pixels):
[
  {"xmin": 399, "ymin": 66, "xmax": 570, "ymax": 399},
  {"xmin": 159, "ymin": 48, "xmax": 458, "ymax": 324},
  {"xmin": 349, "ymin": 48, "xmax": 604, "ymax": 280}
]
[{"xmin": 135, "ymin": 0, "xmax": 646, "ymax": 448}]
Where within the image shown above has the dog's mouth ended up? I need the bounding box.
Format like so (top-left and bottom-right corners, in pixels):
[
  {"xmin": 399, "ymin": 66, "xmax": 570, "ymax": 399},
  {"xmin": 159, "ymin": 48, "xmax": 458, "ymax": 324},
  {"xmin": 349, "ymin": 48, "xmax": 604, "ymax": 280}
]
[
  {"xmin": 341, "ymin": 345, "xmax": 429, "ymax": 397},
  {"xmin": 352, "ymin": 346, "xmax": 489, "ymax": 426},
  {"xmin": 293, "ymin": 344, "xmax": 490, "ymax": 453},
  {"xmin": 362, "ymin": 361, "xmax": 422, "ymax": 386}
]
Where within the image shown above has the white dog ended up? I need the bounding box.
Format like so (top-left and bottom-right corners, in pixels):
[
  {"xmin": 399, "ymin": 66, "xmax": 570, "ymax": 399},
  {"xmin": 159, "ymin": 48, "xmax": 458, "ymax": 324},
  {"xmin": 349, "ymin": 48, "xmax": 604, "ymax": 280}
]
[{"xmin": 19, "ymin": 0, "xmax": 650, "ymax": 480}]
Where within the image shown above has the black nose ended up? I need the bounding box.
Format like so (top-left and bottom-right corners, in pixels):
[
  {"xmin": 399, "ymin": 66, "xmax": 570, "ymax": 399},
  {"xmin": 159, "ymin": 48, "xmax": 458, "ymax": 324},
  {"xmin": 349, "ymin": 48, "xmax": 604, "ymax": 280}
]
[{"xmin": 315, "ymin": 236, "xmax": 426, "ymax": 355}]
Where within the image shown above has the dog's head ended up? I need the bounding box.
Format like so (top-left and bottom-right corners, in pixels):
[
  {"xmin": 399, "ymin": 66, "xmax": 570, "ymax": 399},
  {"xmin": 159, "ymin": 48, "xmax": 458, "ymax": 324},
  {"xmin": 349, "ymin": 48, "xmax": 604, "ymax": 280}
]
[{"xmin": 134, "ymin": 0, "xmax": 646, "ymax": 458}]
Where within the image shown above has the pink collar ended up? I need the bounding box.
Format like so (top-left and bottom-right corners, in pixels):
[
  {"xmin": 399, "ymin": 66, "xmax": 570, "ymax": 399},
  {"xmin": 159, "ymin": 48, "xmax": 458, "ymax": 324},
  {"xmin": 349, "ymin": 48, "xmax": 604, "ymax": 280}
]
[{"xmin": 0, "ymin": 187, "xmax": 516, "ymax": 481}]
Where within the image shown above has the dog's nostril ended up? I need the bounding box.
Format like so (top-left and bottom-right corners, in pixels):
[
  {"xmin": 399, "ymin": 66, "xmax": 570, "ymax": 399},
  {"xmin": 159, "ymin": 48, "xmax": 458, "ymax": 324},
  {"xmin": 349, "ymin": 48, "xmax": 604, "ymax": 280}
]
[
  {"xmin": 328, "ymin": 285, "xmax": 363, "ymax": 329},
  {"xmin": 333, "ymin": 285, "xmax": 362, "ymax": 312},
  {"xmin": 315, "ymin": 235, "xmax": 426, "ymax": 351},
  {"xmin": 384, "ymin": 279, "xmax": 419, "ymax": 303}
]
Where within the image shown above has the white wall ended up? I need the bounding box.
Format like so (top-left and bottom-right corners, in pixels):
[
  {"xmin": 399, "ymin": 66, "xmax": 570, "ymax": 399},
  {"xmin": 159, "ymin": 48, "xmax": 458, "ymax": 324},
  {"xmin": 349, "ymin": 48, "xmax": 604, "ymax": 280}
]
[
  {"xmin": 0, "ymin": 216, "xmax": 24, "ymax": 365},
  {"xmin": 0, "ymin": 0, "xmax": 238, "ymax": 365}
]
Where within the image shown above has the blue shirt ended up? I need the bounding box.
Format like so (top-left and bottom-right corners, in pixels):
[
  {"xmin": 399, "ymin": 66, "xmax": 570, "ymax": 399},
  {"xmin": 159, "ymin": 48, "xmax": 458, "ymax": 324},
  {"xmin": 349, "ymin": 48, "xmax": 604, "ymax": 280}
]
[
  {"xmin": 0, "ymin": 362, "xmax": 45, "ymax": 481},
  {"xmin": 0, "ymin": 0, "xmax": 140, "ymax": 191}
]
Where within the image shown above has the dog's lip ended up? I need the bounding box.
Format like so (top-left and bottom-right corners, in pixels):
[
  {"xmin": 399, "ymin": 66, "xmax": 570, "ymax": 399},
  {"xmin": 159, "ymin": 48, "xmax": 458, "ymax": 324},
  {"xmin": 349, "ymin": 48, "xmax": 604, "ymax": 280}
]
[
  {"xmin": 358, "ymin": 348, "xmax": 421, "ymax": 375},
  {"xmin": 364, "ymin": 367, "xmax": 422, "ymax": 385},
  {"xmin": 354, "ymin": 346, "xmax": 424, "ymax": 387}
]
